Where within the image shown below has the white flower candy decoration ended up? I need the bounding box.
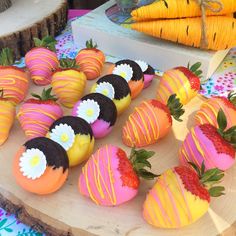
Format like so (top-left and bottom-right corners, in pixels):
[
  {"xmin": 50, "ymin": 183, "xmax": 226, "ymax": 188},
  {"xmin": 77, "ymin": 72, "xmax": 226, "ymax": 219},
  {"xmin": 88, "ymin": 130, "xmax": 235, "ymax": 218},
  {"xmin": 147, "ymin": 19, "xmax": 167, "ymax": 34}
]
[
  {"xmin": 76, "ymin": 99, "xmax": 100, "ymax": 124},
  {"xmin": 19, "ymin": 148, "xmax": 47, "ymax": 180},
  {"xmin": 135, "ymin": 60, "xmax": 148, "ymax": 72},
  {"xmin": 95, "ymin": 82, "xmax": 115, "ymax": 100},
  {"xmin": 113, "ymin": 64, "xmax": 133, "ymax": 83},
  {"xmin": 50, "ymin": 124, "xmax": 75, "ymax": 151}
]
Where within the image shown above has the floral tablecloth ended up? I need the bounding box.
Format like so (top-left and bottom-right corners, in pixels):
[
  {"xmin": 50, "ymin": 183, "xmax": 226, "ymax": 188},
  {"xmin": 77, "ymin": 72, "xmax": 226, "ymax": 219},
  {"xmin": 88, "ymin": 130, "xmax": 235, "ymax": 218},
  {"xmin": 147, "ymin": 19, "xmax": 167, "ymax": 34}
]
[{"xmin": 2, "ymin": 10, "xmax": 236, "ymax": 236}]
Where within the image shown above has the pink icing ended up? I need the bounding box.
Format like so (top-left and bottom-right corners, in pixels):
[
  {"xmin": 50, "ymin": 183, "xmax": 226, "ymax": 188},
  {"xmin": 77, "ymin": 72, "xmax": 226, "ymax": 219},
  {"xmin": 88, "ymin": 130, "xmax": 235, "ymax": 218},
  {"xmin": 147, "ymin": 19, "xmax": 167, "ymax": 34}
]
[
  {"xmin": 143, "ymin": 74, "xmax": 155, "ymax": 89},
  {"xmin": 17, "ymin": 103, "xmax": 63, "ymax": 139},
  {"xmin": 179, "ymin": 126, "xmax": 235, "ymax": 171},
  {"xmin": 79, "ymin": 144, "xmax": 138, "ymax": 206},
  {"xmin": 72, "ymin": 100, "xmax": 113, "ymax": 139},
  {"xmin": 25, "ymin": 48, "xmax": 59, "ymax": 86}
]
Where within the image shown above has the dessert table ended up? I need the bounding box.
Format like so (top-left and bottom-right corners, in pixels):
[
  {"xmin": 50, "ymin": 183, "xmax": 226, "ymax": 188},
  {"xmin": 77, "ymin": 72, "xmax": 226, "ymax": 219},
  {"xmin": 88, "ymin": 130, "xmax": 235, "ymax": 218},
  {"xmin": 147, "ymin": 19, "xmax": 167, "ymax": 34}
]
[{"xmin": 0, "ymin": 9, "xmax": 235, "ymax": 236}]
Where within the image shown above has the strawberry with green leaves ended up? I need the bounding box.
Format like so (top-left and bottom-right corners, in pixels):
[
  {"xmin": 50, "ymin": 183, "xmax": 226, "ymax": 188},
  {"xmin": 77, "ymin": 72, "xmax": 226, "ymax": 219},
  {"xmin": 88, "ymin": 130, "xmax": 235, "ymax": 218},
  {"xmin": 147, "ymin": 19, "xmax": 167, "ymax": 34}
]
[
  {"xmin": 180, "ymin": 109, "xmax": 236, "ymax": 171},
  {"xmin": 17, "ymin": 87, "xmax": 63, "ymax": 139},
  {"xmin": 76, "ymin": 39, "xmax": 105, "ymax": 80},
  {"xmin": 0, "ymin": 48, "xmax": 29, "ymax": 104},
  {"xmin": 79, "ymin": 145, "xmax": 158, "ymax": 206},
  {"xmin": 156, "ymin": 62, "xmax": 201, "ymax": 105},
  {"xmin": 51, "ymin": 58, "xmax": 86, "ymax": 108},
  {"xmin": 195, "ymin": 91, "xmax": 236, "ymax": 130},
  {"xmin": 25, "ymin": 36, "xmax": 59, "ymax": 85},
  {"xmin": 123, "ymin": 94, "xmax": 184, "ymax": 147},
  {"xmin": 143, "ymin": 162, "xmax": 225, "ymax": 228}
]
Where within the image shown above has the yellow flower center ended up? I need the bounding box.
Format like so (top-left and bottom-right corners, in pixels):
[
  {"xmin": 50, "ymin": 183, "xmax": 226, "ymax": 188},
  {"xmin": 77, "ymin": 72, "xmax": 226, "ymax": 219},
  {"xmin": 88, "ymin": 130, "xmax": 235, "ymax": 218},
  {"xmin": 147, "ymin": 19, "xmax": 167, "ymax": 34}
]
[
  {"xmin": 60, "ymin": 133, "xmax": 69, "ymax": 142},
  {"xmin": 120, "ymin": 72, "xmax": 127, "ymax": 78},
  {"xmin": 30, "ymin": 155, "xmax": 40, "ymax": 167},
  {"xmin": 86, "ymin": 108, "xmax": 94, "ymax": 117},
  {"xmin": 102, "ymin": 89, "xmax": 109, "ymax": 96}
]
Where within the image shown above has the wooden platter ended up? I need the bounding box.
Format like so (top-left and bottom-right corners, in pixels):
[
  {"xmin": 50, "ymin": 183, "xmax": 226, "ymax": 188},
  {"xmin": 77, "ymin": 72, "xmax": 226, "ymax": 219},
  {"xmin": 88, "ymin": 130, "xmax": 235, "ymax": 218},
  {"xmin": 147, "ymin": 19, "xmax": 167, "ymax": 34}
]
[
  {"xmin": 0, "ymin": 64, "xmax": 236, "ymax": 236},
  {"xmin": 0, "ymin": 0, "xmax": 68, "ymax": 59}
]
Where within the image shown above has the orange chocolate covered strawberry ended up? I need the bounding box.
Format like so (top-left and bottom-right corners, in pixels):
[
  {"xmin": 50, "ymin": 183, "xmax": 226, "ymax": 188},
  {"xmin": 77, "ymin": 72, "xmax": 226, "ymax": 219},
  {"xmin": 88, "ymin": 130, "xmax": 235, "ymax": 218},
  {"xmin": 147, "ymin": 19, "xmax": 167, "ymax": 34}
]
[
  {"xmin": 0, "ymin": 90, "xmax": 15, "ymax": 145},
  {"xmin": 122, "ymin": 94, "xmax": 184, "ymax": 147},
  {"xmin": 76, "ymin": 39, "xmax": 105, "ymax": 80},
  {"xmin": 195, "ymin": 91, "xmax": 236, "ymax": 129},
  {"xmin": 0, "ymin": 48, "xmax": 29, "ymax": 104},
  {"xmin": 13, "ymin": 137, "xmax": 69, "ymax": 195}
]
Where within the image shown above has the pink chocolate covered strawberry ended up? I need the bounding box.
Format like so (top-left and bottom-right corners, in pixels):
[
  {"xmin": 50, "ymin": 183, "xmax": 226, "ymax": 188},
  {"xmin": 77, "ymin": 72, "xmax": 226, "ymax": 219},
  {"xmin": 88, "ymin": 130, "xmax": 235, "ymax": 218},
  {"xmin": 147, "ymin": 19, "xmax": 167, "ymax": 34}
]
[
  {"xmin": 0, "ymin": 48, "xmax": 29, "ymax": 104},
  {"xmin": 75, "ymin": 39, "xmax": 105, "ymax": 80},
  {"xmin": 143, "ymin": 163, "xmax": 225, "ymax": 228},
  {"xmin": 17, "ymin": 88, "xmax": 63, "ymax": 139},
  {"xmin": 25, "ymin": 36, "xmax": 59, "ymax": 85},
  {"xmin": 79, "ymin": 145, "xmax": 157, "ymax": 206},
  {"xmin": 156, "ymin": 62, "xmax": 201, "ymax": 105},
  {"xmin": 179, "ymin": 109, "xmax": 236, "ymax": 171}
]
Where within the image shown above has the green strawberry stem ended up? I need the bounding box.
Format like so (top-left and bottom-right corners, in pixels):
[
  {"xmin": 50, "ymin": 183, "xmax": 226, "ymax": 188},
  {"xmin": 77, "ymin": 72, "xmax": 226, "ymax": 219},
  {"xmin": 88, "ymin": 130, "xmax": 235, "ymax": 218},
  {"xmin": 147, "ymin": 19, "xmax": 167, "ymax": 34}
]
[
  {"xmin": 85, "ymin": 39, "xmax": 98, "ymax": 49},
  {"xmin": 228, "ymin": 91, "xmax": 236, "ymax": 106},
  {"xmin": 0, "ymin": 48, "xmax": 14, "ymax": 66},
  {"xmin": 59, "ymin": 58, "xmax": 80, "ymax": 69},
  {"xmin": 129, "ymin": 147, "xmax": 159, "ymax": 180},
  {"xmin": 187, "ymin": 62, "xmax": 203, "ymax": 78},
  {"xmin": 31, "ymin": 87, "xmax": 57, "ymax": 101},
  {"xmin": 217, "ymin": 109, "xmax": 236, "ymax": 149},
  {"xmin": 167, "ymin": 94, "xmax": 185, "ymax": 122},
  {"xmin": 33, "ymin": 36, "xmax": 57, "ymax": 52},
  {"xmin": 188, "ymin": 162, "xmax": 225, "ymax": 197}
]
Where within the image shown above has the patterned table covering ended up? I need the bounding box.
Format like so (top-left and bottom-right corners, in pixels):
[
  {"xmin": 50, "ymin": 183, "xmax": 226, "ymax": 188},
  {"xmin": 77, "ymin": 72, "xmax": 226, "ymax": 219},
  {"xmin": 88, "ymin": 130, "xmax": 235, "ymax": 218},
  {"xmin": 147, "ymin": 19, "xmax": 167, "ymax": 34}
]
[{"xmin": 2, "ymin": 11, "xmax": 236, "ymax": 236}]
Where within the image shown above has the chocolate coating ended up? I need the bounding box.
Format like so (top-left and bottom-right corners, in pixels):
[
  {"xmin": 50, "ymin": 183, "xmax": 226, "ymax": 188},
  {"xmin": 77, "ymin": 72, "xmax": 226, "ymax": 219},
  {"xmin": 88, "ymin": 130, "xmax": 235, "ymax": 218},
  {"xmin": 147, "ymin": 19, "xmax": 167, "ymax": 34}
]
[
  {"xmin": 24, "ymin": 137, "xmax": 69, "ymax": 173},
  {"xmin": 81, "ymin": 93, "xmax": 117, "ymax": 126},
  {"xmin": 49, "ymin": 116, "xmax": 93, "ymax": 140},
  {"xmin": 115, "ymin": 59, "xmax": 143, "ymax": 82},
  {"xmin": 97, "ymin": 74, "xmax": 131, "ymax": 100},
  {"xmin": 145, "ymin": 65, "xmax": 155, "ymax": 75}
]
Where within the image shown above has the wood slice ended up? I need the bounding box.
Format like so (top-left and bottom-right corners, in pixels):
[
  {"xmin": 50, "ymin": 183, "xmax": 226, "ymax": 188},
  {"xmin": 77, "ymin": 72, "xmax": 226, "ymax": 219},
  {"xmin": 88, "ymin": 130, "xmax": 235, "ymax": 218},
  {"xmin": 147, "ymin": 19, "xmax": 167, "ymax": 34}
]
[
  {"xmin": 0, "ymin": 0, "xmax": 12, "ymax": 13},
  {"xmin": 0, "ymin": 0, "xmax": 68, "ymax": 59},
  {"xmin": 0, "ymin": 64, "xmax": 236, "ymax": 236}
]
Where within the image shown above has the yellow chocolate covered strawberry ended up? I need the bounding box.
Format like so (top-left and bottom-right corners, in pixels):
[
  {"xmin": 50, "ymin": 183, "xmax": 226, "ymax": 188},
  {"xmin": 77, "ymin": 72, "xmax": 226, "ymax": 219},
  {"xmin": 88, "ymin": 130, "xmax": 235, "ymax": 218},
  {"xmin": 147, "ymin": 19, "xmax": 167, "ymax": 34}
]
[{"xmin": 51, "ymin": 58, "xmax": 86, "ymax": 108}]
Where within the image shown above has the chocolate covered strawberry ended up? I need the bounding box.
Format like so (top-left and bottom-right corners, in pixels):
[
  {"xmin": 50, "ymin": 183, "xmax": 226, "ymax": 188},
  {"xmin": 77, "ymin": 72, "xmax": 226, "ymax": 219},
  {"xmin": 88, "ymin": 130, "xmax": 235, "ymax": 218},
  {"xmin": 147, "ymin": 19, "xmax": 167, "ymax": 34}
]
[
  {"xmin": 0, "ymin": 90, "xmax": 15, "ymax": 145},
  {"xmin": 17, "ymin": 87, "xmax": 63, "ymax": 139},
  {"xmin": 0, "ymin": 48, "xmax": 29, "ymax": 104},
  {"xmin": 143, "ymin": 163, "xmax": 225, "ymax": 228},
  {"xmin": 51, "ymin": 58, "xmax": 86, "ymax": 108},
  {"xmin": 75, "ymin": 39, "xmax": 105, "ymax": 80},
  {"xmin": 25, "ymin": 36, "xmax": 59, "ymax": 85},
  {"xmin": 195, "ymin": 91, "xmax": 236, "ymax": 129},
  {"xmin": 180, "ymin": 109, "xmax": 236, "ymax": 171},
  {"xmin": 156, "ymin": 62, "xmax": 201, "ymax": 105},
  {"xmin": 79, "ymin": 145, "xmax": 157, "ymax": 206},
  {"xmin": 122, "ymin": 94, "xmax": 184, "ymax": 147}
]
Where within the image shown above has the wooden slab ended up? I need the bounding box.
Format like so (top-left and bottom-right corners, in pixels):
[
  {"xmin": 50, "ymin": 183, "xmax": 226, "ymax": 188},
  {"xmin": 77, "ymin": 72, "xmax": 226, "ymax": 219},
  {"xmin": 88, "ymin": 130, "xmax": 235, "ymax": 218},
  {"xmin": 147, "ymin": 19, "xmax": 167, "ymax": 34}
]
[
  {"xmin": 0, "ymin": 64, "xmax": 236, "ymax": 236},
  {"xmin": 0, "ymin": 0, "xmax": 68, "ymax": 59}
]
